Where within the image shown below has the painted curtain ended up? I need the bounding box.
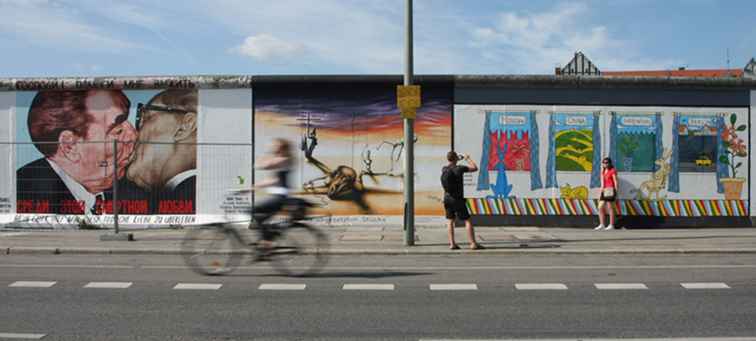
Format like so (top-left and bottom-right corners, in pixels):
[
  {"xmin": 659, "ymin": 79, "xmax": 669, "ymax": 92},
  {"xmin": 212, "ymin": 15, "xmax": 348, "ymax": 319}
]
[{"xmin": 477, "ymin": 111, "xmax": 541, "ymax": 192}]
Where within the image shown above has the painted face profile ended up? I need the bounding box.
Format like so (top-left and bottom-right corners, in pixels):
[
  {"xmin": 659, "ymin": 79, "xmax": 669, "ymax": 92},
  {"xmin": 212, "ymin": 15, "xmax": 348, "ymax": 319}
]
[
  {"xmin": 127, "ymin": 89, "xmax": 197, "ymax": 191},
  {"xmin": 29, "ymin": 90, "xmax": 137, "ymax": 194}
]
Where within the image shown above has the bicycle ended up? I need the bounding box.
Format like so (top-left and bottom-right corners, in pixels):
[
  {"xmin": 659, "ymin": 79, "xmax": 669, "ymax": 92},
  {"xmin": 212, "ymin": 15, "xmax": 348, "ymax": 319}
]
[{"xmin": 181, "ymin": 196, "xmax": 329, "ymax": 277}]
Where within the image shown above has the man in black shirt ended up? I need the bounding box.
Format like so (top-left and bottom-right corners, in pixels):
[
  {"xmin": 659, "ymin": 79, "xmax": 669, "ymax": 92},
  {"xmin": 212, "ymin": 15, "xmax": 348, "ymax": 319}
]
[{"xmin": 441, "ymin": 151, "xmax": 484, "ymax": 250}]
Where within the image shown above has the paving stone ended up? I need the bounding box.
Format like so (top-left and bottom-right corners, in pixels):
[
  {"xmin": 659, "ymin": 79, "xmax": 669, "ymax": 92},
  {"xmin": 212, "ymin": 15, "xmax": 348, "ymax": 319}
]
[
  {"xmin": 339, "ymin": 234, "xmax": 383, "ymax": 241},
  {"xmin": 381, "ymin": 234, "xmax": 420, "ymax": 241},
  {"xmin": 478, "ymin": 234, "xmax": 516, "ymax": 242}
]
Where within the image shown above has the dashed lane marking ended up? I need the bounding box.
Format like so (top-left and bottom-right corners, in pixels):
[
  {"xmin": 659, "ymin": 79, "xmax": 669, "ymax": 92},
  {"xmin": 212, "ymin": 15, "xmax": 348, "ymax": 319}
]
[
  {"xmin": 342, "ymin": 284, "xmax": 395, "ymax": 290},
  {"xmin": 420, "ymin": 337, "xmax": 756, "ymax": 341},
  {"xmin": 681, "ymin": 282, "xmax": 731, "ymax": 289},
  {"xmin": 8, "ymin": 281, "xmax": 56, "ymax": 288},
  {"xmin": 0, "ymin": 333, "xmax": 46, "ymax": 339},
  {"xmin": 173, "ymin": 283, "xmax": 222, "ymax": 290},
  {"xmin": 429, "ymin": 284, "xmax": 478, "ymax": 291},
  {"xmin": 0, "ymin": 233, "xmax": 30, "ymax": 237},
  {"xmin": 595, "ymin": 283, "xmax": 649, "ymax": 290},
  {"xmin": 258, "ymin": 284, "xmax": 306, "ymax": 290},
  {"xmin": 515, "ymin": 283, "xmax": 568, "ymax": 290},
  {"xmin": 3, "ymin": 264, "xmax": 756, "ymax": 271},
  {"xmin": 83, "ymin": 282, "xmax": 132, "ymax": 289}
]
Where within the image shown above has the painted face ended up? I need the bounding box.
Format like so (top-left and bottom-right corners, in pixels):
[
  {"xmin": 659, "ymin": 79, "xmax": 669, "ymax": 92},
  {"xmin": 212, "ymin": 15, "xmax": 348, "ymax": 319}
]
[
  {"xmin": 126, "ymin": 98, "xmax": 190, "ymax": 190},
  {"xmin": 71, "ymin": 91, "xmax": 137, "ymax": 193}
]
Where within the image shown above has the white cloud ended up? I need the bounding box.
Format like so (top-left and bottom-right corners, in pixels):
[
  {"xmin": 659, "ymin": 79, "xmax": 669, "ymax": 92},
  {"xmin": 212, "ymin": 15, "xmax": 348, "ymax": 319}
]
[
  {"xmin": 196, "ymin": 0, "xmax": 404, "ymax": 72},
  {"xmin": 232, "ymin": 34, "xmax": 304, "ymax": 60},
  {"xmin": 72, "ymin": 63, "xmax": 103, "ymax": 73},
  {"xmin": 0, "ymin": 0, "xmax": 142, "ymax": 51},
  {"xmin": 470, "ymin": 2, "xmax": 680, "ymax": 73},
  {"xmin": 82, "ymin": 0, "xmax": 163, "ymax": 30},
  {"xmin": 0, "ymin": 0, "xmax": 687, "ymax": 75}
]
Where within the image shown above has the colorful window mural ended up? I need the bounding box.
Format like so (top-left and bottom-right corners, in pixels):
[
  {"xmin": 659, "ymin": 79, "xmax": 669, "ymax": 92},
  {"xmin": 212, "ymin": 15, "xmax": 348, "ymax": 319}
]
[
  {"xmin": 610, "ymin": 113, "xmax": 662, "ymax": 173},
  {"xmin": 477, "ymin": 111, "xmax": 542, "ymax": 192},
  {"xmin": 553, "ymin": 113, "xmax": 595, "ymax": 171},
  {"xmin": 545, "ymin": 112, "xmax": 602, "ymax": 188},
  {"xmin": 670, "ymin": 113, "xmax": 741, "ymax": 196},
  {"xmin": 488, "ymin": 113, "xmax": 532, "ymax": 171},
  {"xmin": 677, "ymin": 115, "xmax": 718, "ymax": 173},
  {"xmin": 454, "ymin": 104, "xmax": 749, "ymax": 219}
]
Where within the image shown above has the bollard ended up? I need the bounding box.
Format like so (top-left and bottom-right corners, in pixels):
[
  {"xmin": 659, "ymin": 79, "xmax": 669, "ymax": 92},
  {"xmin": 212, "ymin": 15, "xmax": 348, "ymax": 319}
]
[{"xmin": 113, "ymin": 139, "xmax": 119, "ymax": 234}]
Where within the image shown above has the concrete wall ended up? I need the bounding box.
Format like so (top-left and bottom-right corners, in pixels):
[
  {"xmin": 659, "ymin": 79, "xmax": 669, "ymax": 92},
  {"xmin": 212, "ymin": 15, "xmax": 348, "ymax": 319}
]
[{"xmin": 0, "ymin": 75, "xmax": 754, "ymax": 227}]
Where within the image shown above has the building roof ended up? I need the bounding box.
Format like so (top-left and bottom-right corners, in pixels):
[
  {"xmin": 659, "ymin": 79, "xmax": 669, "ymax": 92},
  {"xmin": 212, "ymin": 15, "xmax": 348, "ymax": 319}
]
[
  {"xmin": 556, "ymin": 51, "xmax": 752, "ymax": 79},
  {"xmin": 603, "ymin": 69, "xmax": 743, "ymax": 78}
]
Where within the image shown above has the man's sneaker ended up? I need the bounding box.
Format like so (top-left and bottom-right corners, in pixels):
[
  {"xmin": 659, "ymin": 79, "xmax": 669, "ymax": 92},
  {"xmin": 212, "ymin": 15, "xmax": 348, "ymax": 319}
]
[
  {"xmin": 594, "ymin": 224, "xmax": 605, "ymax": 230},
  {"xmin": 604, "ymin": 225, "xmax": 615, "ymax": 230}
]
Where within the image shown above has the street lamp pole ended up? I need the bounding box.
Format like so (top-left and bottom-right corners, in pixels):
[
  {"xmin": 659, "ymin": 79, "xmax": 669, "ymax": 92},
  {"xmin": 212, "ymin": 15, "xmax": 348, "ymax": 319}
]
[{"xmin": 403, "ymin": 0, "xmax": 415, "ymax": 246}]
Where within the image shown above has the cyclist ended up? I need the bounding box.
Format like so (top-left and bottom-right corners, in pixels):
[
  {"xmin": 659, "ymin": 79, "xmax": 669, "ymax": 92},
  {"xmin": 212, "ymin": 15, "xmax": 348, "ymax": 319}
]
[{"xmin": 250, "ymin": 138, "xmax": 294, "ymax": 252}]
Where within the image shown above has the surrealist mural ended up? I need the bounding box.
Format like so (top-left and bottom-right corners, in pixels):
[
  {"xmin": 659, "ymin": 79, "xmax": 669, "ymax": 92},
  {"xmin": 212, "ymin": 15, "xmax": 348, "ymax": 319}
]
[
  {"xmin": 254, "ymin": 83, "xmax": 452, "ymax": 221},
  {"xmin": 455, "ymin": 105, "xmax": 750, "ymax": 218}
]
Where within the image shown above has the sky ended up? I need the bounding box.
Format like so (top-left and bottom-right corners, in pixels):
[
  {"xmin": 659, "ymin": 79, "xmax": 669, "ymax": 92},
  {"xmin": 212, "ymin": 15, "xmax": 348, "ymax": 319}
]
[{"xmin": 0, "ymin": 0, "xmax": 754, "ymax": 77}]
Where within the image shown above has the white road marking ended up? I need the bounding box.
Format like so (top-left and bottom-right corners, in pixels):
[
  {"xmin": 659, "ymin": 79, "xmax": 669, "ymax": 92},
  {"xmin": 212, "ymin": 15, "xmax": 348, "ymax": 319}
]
[
  {"xmin": 0, "ymin": 264, "xmax": 133, "ymax": 269},
  {"xmin": 4, "ymin": 264, "xmax": 756, "ymax": 271},
  {"xmin": 342, "ymin": 284, "xmax": 395, "ymax": 290},
  {"xmin": 84, "ymin": 282, "xmax": 132, "ymax": 289},
  {"xmin": 139, "ymin": 264, "xmax": 756, "ymax": 270},
  {"xmin": 681, "ymin": 282, "xmax": 731, "ymax": 289},
  {"xmin": 0, "ymin": 332, "xmax": 46, "ymax": 339},
  {"xmin": 8, "ymin": 281, "xmax": 56, "ymax": 288},
  {"xmin": 0, "ymin": 232, "xmax": 30, "ymax": 237},
  {"xmin": 515, "ymin": 283, "xmax": 568, "ymax": 290},
  {"xmin": 429, "ymin": 284, "xmax": 478, "ymax": 291},
  {"xmin": 258, "ymin": 284, "xmax": 306, "ymax": 290},
  {"xmin": 420, "ymin": 337, "xmax": 756, "ymax": 341},
  {"xmin": 595, "ymin": 283, "xmax": 649, "ymax": 290},
  {"xmin": 173, "ymin": 283, "xmax": 222, "ymax": 290}
]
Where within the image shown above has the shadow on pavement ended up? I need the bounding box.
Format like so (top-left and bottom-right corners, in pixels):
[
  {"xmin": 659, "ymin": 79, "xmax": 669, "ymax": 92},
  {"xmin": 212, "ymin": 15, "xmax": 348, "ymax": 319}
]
[
  {"xmin": 417, "ymin": 242, "xmax": 562, "ymax": 249},
  {"xmin": 248, "ymin": 271, "xmax": 433, "ymax": 279},
  {"xmin": 562, "ymin": 235, "xmax": 756, "ymax": 243}
]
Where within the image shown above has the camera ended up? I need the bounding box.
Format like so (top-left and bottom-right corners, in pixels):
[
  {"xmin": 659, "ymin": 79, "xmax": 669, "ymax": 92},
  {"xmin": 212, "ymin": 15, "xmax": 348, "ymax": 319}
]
[{"xmin": 457, "ymin": 153, "xmax": 466, "ymax": 160}]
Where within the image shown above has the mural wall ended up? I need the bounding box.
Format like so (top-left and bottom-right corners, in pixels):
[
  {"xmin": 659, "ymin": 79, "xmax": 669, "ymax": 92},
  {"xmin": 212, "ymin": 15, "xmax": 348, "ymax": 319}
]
[
  {"xmin": 254, "ymin": 83, "xmax": 453, "ymax": 225},
  {"xmin": 0, "ymin": 89, "xmax": 252, "ymax": 227},
  {"xmin": 455, "ymin": 105, "xmax": 750, "ymax": 218},
  {"xmin": 0, "ymin": 83, "xmax": 753, "ymax": 228}
]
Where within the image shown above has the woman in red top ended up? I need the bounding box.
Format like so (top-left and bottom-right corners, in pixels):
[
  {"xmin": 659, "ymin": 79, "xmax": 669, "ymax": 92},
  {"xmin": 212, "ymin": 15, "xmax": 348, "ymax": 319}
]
[{"xmin": 595, "ymin": 157, "xmax": 619, "ymax": 230}]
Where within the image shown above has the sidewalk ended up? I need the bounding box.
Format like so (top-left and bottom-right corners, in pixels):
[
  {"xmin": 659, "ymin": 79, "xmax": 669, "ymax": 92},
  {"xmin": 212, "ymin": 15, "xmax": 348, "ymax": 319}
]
[{"xmin": 2, "ymin": 226, "xmax": 756, "ymax": 255}]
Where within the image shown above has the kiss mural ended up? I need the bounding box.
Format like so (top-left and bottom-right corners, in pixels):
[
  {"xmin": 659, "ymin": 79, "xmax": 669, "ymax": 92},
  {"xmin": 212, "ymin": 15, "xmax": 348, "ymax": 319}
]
[
  {"xmin": 0, "ymin": 89, "xmax": 253, "ymax": 227},
  {"xmin": 455, "ymin": 105, "xmax": 750, "ymax": 218}
]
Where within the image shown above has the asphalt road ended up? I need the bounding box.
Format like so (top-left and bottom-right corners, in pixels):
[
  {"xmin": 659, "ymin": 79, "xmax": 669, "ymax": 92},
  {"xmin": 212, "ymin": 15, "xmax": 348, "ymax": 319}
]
[{"xmin": 1, "ymin": 254, "xmax": 756, "ymax": 340}]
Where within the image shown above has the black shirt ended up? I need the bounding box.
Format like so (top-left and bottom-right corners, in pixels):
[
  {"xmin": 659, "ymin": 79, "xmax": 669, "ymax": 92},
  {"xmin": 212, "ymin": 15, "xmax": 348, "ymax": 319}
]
[{"xmin": 441, "ymin": 165, "xmax": 469, "ymax": 200}]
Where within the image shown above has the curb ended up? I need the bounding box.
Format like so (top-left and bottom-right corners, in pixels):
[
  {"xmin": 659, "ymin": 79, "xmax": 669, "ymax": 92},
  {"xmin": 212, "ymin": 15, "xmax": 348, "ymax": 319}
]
[{"xmin": 5, "ymin": 246, "xmax": 756, "ymax": 256}]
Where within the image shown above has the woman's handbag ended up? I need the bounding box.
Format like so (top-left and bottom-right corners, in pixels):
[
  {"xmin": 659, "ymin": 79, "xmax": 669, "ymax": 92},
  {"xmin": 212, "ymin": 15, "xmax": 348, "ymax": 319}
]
[{"xmin": 602, "ymin": 187, "xmax": 616, "ymax": 199}]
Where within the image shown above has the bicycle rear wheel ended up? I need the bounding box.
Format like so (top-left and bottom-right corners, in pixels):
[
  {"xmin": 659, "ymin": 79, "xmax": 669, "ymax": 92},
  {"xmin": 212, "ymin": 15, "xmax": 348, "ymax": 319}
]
[
  {"xmin": 269, "ymin": 223, "xmax": 329, "ymax": 277},
  {"xmin": 182, "ymin": 225, "xmax": 243, "ymax": 276}
]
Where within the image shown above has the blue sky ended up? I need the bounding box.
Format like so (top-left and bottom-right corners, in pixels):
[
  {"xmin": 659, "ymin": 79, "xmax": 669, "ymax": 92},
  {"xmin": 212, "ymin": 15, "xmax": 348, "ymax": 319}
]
[{"xmin": 1, "ymin": 0, "xmax": 754, "ymax": 77}]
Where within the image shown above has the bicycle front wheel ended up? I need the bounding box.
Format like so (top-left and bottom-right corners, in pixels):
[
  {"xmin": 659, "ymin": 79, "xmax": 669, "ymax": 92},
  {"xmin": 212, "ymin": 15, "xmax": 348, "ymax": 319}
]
[
  {"xmin": 270, "ymin": 223, "xmax": 329, "ymax": 277},
  {"xmin": 182, "ymin": 225, "xmax": 243, "ymax": 276}
]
